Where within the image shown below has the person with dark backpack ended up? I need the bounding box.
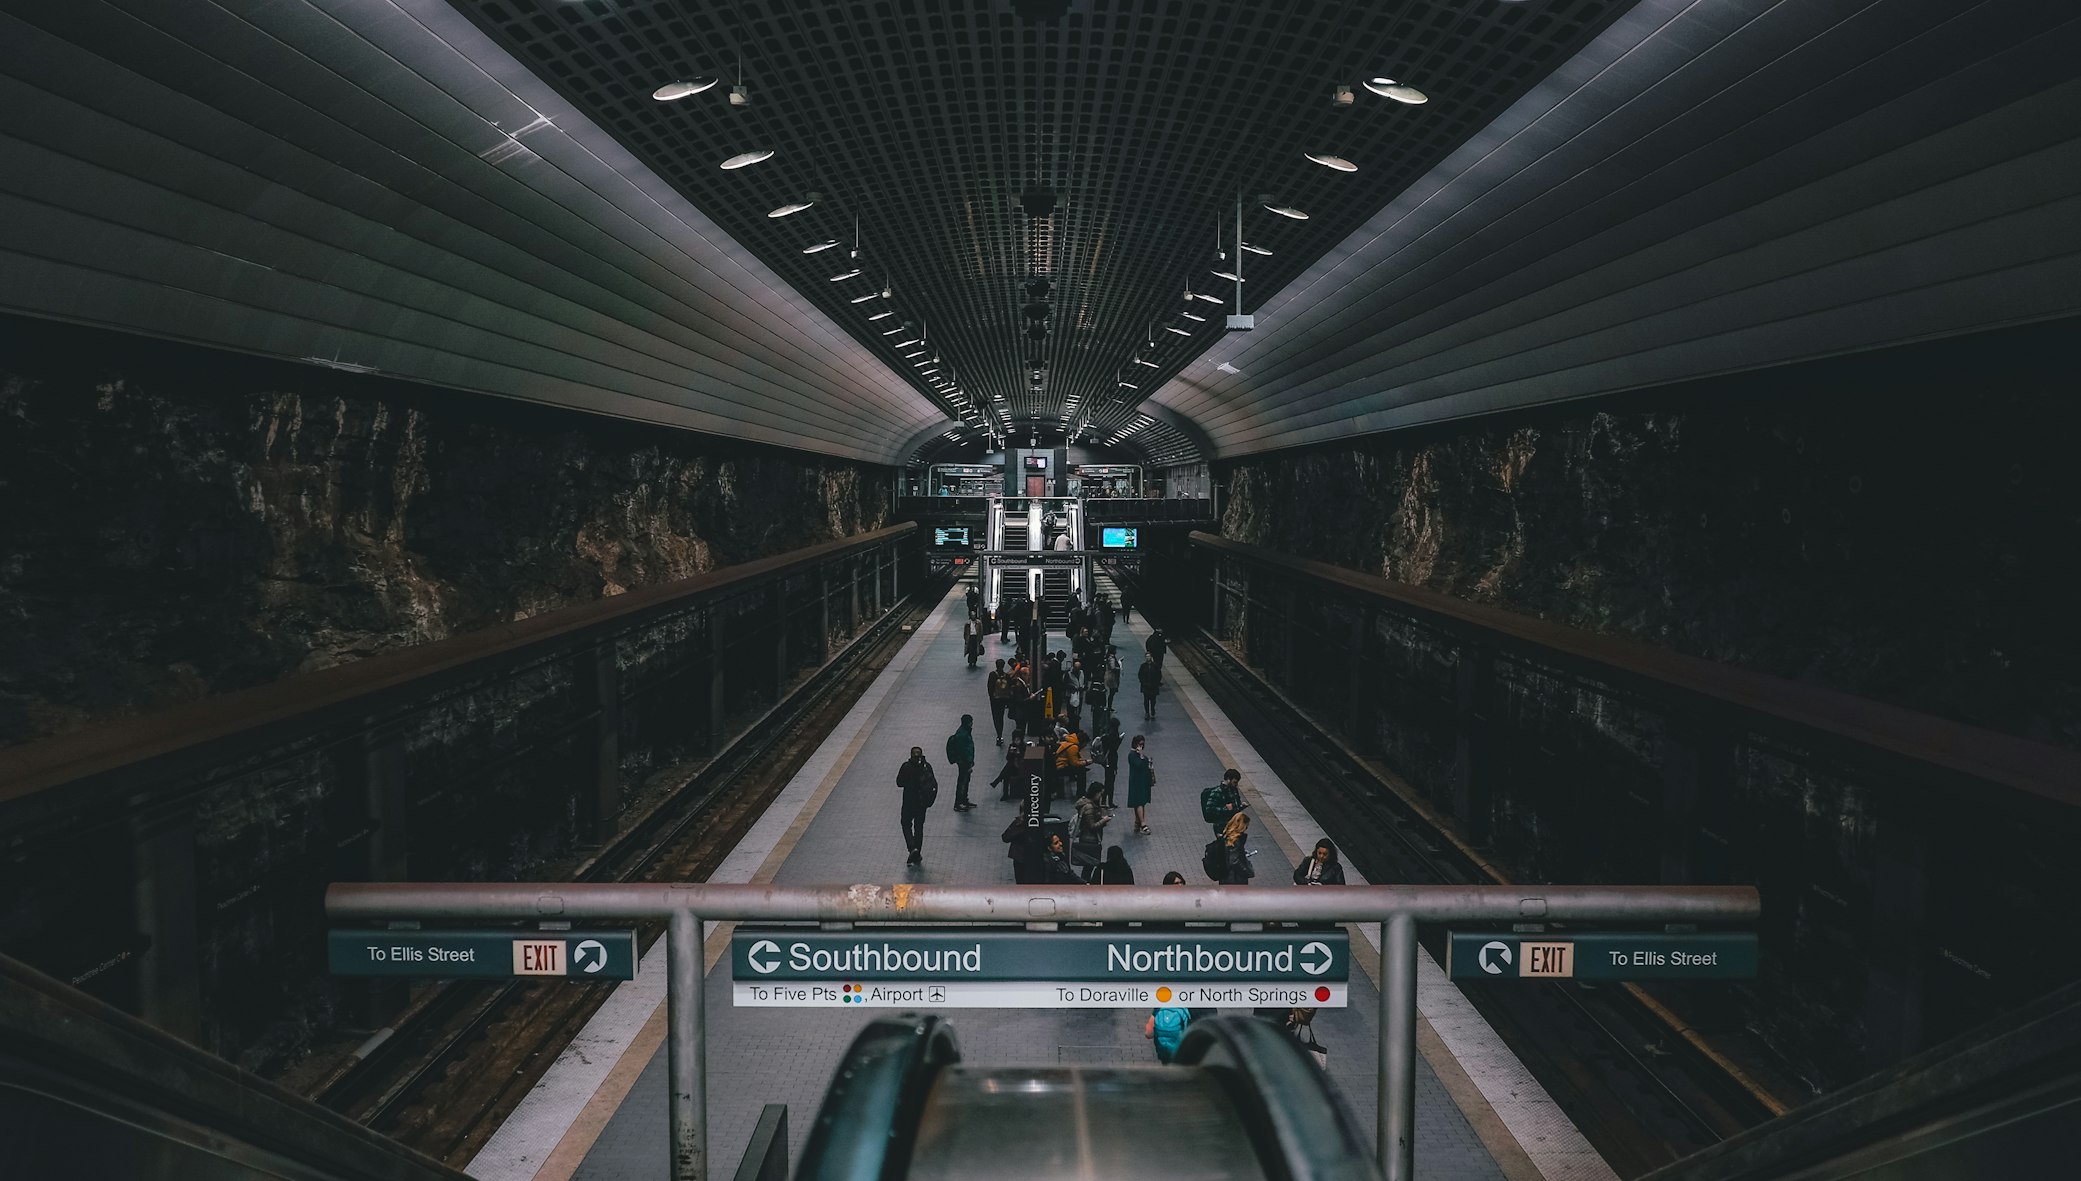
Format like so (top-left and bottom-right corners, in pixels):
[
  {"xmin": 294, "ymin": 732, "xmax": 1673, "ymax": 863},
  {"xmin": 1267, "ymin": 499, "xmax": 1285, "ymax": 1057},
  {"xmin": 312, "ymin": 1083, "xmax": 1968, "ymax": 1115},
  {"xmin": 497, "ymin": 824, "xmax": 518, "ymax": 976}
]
[
  {"xmin": 1200, "ymin": 768, "xmax": 1246, "ymax": 833},
  {"xmin": 1216, "ymin": 813, "xmax": 1255, "ymax": 885},
  {"xmin": 896, "ymin": 747, "xmax": 938, "ymax": 867},
  {"xmin": 945, "ymin": 715, "xmax": 977, "ymax": 811}
]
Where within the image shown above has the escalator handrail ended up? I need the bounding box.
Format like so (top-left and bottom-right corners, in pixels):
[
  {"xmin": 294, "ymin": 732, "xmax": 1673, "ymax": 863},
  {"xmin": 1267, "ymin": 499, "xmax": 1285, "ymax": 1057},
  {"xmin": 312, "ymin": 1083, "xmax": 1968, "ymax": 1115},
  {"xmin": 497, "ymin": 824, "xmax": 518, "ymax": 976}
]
[
  {"xmin": 1176, "ymin": 1015, "xmax": 1383, "ymax": 1181},
  {"xmin": 794, "ymin": 1014, "xmax": 961, "ymax": 1181}
]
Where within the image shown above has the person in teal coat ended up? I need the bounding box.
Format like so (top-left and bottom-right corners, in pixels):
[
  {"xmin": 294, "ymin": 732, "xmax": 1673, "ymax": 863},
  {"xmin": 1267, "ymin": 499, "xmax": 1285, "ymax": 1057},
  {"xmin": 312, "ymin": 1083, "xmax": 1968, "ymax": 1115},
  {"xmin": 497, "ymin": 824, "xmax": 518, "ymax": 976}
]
[{"xmin": 1126, "ymin": 734, "xmax": 1154, "ymax": 835}]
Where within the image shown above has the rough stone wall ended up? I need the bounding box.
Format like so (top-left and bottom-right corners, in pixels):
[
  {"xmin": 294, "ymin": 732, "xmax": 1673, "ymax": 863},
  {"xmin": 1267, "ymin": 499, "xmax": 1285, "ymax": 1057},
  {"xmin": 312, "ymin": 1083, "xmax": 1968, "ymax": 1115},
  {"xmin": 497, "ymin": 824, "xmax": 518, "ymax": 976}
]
[
  {"xmin": 0, "ymin": 317, "xmax": 892, "ymax": 748},
  {"xmin": 1219, "ymin": 320, "xmax": 2081, "ymax": 750}
]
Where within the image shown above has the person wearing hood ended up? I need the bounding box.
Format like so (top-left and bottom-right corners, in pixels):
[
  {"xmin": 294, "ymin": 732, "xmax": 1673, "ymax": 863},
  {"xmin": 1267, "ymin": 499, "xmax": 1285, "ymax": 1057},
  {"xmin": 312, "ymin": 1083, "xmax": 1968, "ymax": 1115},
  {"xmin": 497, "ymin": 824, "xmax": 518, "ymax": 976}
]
[
  {"xmin": 896, "ymin": 746, "xmax": 938, "ymax": 867},
  {"xmin": 945, "ymin": 715, "xmax": 977, "ymax": 811},
  {"xmin": 1293, "ymin": 838, "xmax": 1347, "ymax": 885}
]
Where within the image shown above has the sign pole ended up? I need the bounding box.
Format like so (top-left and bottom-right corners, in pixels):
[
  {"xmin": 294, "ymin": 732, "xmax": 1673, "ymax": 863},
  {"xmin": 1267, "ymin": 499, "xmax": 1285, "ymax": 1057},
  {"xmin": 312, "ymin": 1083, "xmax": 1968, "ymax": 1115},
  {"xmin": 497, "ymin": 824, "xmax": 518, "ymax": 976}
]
[
  {"xmin": 668, "ymin": 910, "xmax": 705, "ymax": 1181},
  {"xmin": 1381, "ymin": 913, "xmax": 1417, "ymax": 1181}
]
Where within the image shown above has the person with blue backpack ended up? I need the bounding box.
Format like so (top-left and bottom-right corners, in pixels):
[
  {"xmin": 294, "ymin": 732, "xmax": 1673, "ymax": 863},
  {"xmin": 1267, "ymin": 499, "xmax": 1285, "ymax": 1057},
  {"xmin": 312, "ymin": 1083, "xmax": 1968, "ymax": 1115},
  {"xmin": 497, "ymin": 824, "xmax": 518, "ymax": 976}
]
[{"xmin": 1145, "ymin": 1004, "xmax": 1191, "ymax": 1064}]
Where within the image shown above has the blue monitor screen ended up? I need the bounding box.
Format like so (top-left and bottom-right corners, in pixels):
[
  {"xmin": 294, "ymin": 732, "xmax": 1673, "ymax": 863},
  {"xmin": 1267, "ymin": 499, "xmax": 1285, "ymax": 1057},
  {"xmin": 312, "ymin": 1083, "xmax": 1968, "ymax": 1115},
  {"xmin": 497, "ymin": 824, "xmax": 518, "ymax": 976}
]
[
  {"xmin": 934, "ymin": 526, "xmax": 971, "ymax": 546},
  {"xmin": 1100, "ymin": 527, "xmax": 1139, "ymax": 549}
]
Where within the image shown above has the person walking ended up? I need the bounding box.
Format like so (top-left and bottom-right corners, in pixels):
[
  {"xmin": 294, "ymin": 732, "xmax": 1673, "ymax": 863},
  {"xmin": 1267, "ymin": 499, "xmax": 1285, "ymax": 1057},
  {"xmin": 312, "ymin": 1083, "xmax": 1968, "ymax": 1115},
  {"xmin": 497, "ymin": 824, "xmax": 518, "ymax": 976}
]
[
  {"xmin": 965, "ymin": 584, "xmax": 980, "ymax": 622},
  {"xmin": 1293, "ymin": 838, "xmax": 1347, "ymax": 885},
  {"xmin": 896, "ymin": 746, "xmax": 938, "ymax": 867},
  {"xmin": 1218, "ymin": 812, "xmax": 1255, "ymax": 885},
  {"xmin": 1145, "ymin": 628, "xmax": 1169, "ymax": 671},
  {"xmin": 1126, "ymin": 735, "xmax": 1154, "ymax": 834},
  {"xmin": 946, "ymin": 715, "xmax": 977, "ymax": 811},
  {"xmin": 986, "ymin": 660, "xmax": 1012, "ymax": 745},
  {"xmin": 1138, "ymin": 653, "xmax": 1161, "ymax": 720},
  {"xmin": 963, "ymin": 616, "xmax": 982, "ymax": 667}
]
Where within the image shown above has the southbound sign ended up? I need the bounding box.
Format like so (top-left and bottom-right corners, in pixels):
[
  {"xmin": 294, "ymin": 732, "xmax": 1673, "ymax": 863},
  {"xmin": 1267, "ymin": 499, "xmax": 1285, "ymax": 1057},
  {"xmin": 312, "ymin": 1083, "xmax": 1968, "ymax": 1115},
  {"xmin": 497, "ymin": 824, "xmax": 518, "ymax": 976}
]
[{"xmin": 730, "ymin": 929, "xmax": 1348, "ymax": 1009}]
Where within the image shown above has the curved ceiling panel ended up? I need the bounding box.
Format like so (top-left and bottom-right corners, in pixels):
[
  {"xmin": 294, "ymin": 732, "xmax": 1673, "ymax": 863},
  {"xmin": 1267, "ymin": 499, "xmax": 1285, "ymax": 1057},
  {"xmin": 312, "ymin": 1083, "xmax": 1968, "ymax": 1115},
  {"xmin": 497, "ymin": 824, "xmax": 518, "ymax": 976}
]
[
  {"xmin": 1157, "ymin": 0, "xmax": 2081, "ymax": 457},
  {"xmin": 0, "ymin": 0, "xmax": 949, "ymax": 463}
]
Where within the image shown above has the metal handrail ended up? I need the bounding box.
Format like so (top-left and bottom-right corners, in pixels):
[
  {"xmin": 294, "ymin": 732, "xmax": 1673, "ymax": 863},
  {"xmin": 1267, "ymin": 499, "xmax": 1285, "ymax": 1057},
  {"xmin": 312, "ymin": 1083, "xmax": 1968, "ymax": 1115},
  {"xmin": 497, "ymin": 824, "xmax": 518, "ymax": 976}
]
[
  {"xmin": 792, "ymin": 1015, "xmax": 960, "ymax": 1181},
  {"xmin": 326, "ymin": 882, "xmax": 1757, "ymax": 1181},
  {"xmin": 1178, "ymin": 1015, "xmax": 1382, "ymax": 1181}
]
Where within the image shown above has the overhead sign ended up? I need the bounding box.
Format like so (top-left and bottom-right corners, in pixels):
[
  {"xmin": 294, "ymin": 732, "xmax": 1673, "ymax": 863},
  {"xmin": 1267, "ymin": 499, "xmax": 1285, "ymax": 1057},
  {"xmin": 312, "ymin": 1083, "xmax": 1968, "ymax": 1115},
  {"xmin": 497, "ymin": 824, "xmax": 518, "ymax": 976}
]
[
  {"xmin": 982, "ymin": 552, "xmax": 1085, "ymax": 567},
  {"xmin": 731, "ymin": 929, "xmax": 1348, "ymax": 1009},
  {"xmin": 1447, "ymin": 931, "xmax": 1757, "ymax": 981},
  {"xmin": 327, "ymin": 930, "xmax": 639, "ymax": 980}
]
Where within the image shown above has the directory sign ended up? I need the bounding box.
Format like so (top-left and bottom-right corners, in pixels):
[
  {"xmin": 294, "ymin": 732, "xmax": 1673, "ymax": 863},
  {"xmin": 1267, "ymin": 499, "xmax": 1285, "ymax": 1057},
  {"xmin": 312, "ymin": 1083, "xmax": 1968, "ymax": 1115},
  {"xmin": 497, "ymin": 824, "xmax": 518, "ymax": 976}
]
[
  {"xmin": 1446, "ymin": 931, "xmax": 1757, "ymax": 981},
  {"xmin": 730, "ymin": 928, "xmax": 1348, "ymax": 1008},
  {"xmin": 327, "ymin": 929, "xmax": 638, "ymax": 980}
]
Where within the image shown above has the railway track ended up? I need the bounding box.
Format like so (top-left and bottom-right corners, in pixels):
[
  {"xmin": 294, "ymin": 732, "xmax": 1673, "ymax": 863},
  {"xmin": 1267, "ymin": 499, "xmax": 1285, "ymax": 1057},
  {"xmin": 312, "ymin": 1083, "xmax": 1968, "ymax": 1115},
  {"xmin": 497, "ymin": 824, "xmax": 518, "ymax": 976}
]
[
  {"xmin": 308, "ymin": 573, "xmax": 955, "ymax": 1166},
  {"xmin": 1165, "ymin": 624, "xmax": 1780, "ymax": 1176}
]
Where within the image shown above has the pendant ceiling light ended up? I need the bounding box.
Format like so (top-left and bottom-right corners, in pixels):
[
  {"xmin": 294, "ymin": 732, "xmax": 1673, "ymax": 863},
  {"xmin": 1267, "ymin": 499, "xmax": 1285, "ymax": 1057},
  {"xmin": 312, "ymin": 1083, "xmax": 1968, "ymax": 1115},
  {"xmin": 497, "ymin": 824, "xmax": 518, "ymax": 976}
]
[
  {"xmin": 1305, "ymin": 152, "xmax": 1358, "ymax": 172},
  {"xmin": 1364, "ymin": 77, "xmax": 1429, "ymax": 104},
  {"xmin": 802, "ymin": 239, "xmax": 839, "ymax": 254},
  {"xmin": 868, "ymin": 310, "xmax": 895, "ymax": 321},
  {"xmin": 1166, "ymin": 325, "xmax": 1192, "ymax": 336},
  {"xmin": 1240, "ymin": 242, "xmax": 1273, "ymax": 256},
  {"xmin": 651, "ymin": 78, "xmax": 717, "ymax": 101},
  {"xmin": 719, "ymin": 149, "xmax": 774, "ymax": 170},
  {"xmin": 828, "ymin": 269, "xmax": 863, "ymax": 282},
  {"xmin": 1263, "ymin": 202, "xmax": 1310, "ymax": 220},
  {"xmin": 1181, "ymin": 311, "xmax": 1207, "ymax": 322},
  {"xmin": 768, "ymin": 199, "xmax": 816, "ymax": 218},
  {"xmin": 1212, "ymin": 270, "xmax": 1244, "ymax": 282},
  {"xmin": 849, "ymin": 291, "xmax": 879, "ymax": 303}
]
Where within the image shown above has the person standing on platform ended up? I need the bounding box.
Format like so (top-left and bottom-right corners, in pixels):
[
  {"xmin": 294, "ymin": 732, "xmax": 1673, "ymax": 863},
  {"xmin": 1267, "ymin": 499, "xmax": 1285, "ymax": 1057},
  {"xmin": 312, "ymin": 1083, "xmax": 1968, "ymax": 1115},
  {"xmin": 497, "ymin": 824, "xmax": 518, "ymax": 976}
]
[
  {"xmin": 986, "ymin": 660, "xmax": 1012, "ymax": 745},
  {"xmin": 1099, "ymin": 714, "xmax": 1124, "ymax": 806},
  {"xmin": 963, "ymin": 616, "xmax": 982, "ymax": 667},
  {"xmin": 1217, "ymin": 812, "xmax": 1255, "ymax": 885},
  {"xmin": 1202, "ymin": 767, "xmax": 1246, "ymax": 834},
  {"xmin": 1096, "ymin": 845, "xmax": 1134, "ymax": 884},
  {"xmin": 946, "ymin": 715, "xmax": 977, "ymax": 812},
  {"xmin": 1119, "ymin": 589, "xmax": 1133, "ymax": 624},
  {"xmin": 999, "ymin": 595, "xmax": 1015, "ymax": 642},
  {"xmin": 1138, "ymin": 653, "xmax": 1161, "ymax": 720},
  {"xmin": 1105, "ymin": 644, "xmax": 1123, "ymax": 708},
  {"xmin": 990, "ymin": 738, "xmax": 1026, "ymax": 802},
  {"xmin": 1003, "ymin": 797, "xmax": 1040, "ymax": 883},
  {"xmin": 896, "ymin": 746, "xmax": 938, "ymax": 867},
  {"xmin": 1145, "ymin": 628, "xmax": 1169, "ymax": 671},
  {"xmin": 965, "ymin": 584, "xmax": 980, "ymax": 622},
  {"xmin": 1127, "ymin": 735, "xmax": 1154, "ymax": 835}
]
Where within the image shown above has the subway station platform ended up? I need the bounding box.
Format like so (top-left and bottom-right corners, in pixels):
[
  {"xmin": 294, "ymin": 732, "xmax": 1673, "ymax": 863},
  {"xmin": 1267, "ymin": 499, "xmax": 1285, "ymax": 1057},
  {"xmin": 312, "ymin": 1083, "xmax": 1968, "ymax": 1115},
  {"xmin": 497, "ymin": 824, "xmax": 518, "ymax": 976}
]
[{"xmin": 465, "ymin": 583, "xmax": 1614, "ymax": 1181}]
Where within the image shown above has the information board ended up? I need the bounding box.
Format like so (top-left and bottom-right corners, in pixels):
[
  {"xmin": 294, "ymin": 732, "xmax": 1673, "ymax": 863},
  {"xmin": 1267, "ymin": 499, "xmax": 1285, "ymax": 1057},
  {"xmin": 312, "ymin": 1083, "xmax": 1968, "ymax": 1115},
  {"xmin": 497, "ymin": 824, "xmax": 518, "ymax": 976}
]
[
  {"xmin": 731, "ymin": 928, "xmax": 1348, "ymax": 1008},
  {"xmin": 1446, "ymin": 931, "xmax": 1757, "ymax": 981},
  {"xmin": 327, "ymin": 929, "xmax": 639, "ymax": 980}
]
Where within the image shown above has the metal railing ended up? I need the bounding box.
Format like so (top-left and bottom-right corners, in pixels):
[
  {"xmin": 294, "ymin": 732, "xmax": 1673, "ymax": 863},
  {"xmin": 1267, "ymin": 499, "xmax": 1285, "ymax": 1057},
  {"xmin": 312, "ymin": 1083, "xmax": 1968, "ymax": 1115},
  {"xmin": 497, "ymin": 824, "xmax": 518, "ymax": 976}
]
[
  {"xmin": 1085, "ymin": 497, "xmax": 1216, "ymax": 523},
  {"xmin": 326, "ymin": 881, "xmax": 1759, "ymax": 1181}
]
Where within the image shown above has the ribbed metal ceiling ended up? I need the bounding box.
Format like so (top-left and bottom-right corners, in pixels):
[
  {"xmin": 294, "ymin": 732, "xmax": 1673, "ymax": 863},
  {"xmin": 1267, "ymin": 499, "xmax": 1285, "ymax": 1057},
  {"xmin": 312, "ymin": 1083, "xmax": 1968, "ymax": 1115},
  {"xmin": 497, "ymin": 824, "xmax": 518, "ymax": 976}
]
[{"xmin": 446, "ymin": 0, "xmax": 1633, "ymax": 454}]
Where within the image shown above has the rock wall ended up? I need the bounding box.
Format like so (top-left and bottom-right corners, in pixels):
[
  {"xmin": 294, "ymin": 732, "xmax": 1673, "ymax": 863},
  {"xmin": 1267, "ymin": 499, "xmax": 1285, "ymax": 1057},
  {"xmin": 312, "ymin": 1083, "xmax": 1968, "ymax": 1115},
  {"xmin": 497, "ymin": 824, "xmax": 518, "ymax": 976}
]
[
  {"xmin": 1219, "ymin": 319, "xmax": 2081, "ymax": 750},
  {"xmin": 0, "ymin": 316, "xmax": 893, "ymax": 748}
]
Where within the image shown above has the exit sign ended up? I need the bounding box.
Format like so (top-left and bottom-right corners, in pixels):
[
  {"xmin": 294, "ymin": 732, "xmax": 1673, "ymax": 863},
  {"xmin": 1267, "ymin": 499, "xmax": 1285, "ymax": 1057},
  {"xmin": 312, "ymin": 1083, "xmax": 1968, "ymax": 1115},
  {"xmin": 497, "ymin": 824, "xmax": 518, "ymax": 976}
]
[
  {"xmin": 1447, "ymin": 931, "xmax": 1757, "ymax": 981},
  {"xmin": 328, "ymin": 930, "xmax": 638, "ymax": 980}
]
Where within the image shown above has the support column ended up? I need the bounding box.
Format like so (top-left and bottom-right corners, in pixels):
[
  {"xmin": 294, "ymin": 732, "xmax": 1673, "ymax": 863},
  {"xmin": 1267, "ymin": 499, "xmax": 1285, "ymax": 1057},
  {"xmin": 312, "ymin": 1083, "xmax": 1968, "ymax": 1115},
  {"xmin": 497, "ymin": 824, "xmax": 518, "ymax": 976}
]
[
  {"xmin": 873, "ymin": 545, "xmax": 884, "ymax": 616},
  {"xmin": 590, "ymin": 645, "xmax": 621, "ymax": 844},
  {"xmin": 1281, "ymin": 579, "xmax": 1299, "ymax": 690},
  {"xmin": 1380, "ymin": 912, "xmax": 1418, "ymax": 1181},
  {"xmin": 1865, "ymin": 808, "xmax": 1930, "ymax": 1065},
  {"xmin": 706, "ymin": 608, "xmax": 727, "ymax": 754},
  {"xmin": 667, "ymin": 909, "xmax": 706, "ymax": 1181},
  {"xmin": 848, "ymin": 557, "xmax": 861, "ymax": 635},
  {"xmin": 817, "ymin": 566, "xmax": 831, "ymax": 660},
  {"xmin": 130, "ymin": 806, "xmax": 201, "ymax": 1043},
  {"xmin": 1347, "ymin": 608, "xmax": 1374, "ymax": 752},
  {"xmin": 1452, "ymin": 642, "xmax": 1493, "ymax": 842}
]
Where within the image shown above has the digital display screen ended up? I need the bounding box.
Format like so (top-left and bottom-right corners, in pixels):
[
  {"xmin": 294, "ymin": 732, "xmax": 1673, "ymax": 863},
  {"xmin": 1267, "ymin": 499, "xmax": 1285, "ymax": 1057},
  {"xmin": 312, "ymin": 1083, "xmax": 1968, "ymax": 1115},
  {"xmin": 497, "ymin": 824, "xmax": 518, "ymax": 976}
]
[
  {"xmin": 1100, "ymin": 527, "xmax": 1139, "ymax": 549},
  {"xmin": 934, "ymin": 526, "xmax": 971, "ymax": 547},
  {"xmin": 1024, "ymin": 455, "xmax": 1049, "ymax": 470}
]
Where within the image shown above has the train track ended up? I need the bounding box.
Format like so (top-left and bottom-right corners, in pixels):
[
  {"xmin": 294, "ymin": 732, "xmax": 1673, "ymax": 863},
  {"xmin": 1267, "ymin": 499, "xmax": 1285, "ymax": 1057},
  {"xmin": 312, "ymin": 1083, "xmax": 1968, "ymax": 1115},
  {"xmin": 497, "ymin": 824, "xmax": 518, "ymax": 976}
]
[
  {"xmin": 1111, "ymin": 576, "xmax": 1778, "ymax": 1176},
  {"xmin": 308, "ymin": 572, "xmax": 954, "ymax": 1165}
]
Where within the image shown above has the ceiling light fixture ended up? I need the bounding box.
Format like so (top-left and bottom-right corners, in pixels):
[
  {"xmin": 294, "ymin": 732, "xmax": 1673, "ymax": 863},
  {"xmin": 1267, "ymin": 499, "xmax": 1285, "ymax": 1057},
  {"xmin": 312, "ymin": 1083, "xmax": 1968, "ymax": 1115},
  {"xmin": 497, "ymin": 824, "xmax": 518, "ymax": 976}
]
[
  {"xmin": 849, "ymin": 291, "xmax": 879, "ymax": 303},
  {"xmin": 1263, "ymin": 202, "xmax": 1309, "ymax": 220},
  {"xmin": 719, "ymin": 149, "xmax": 774, "ymax": 170},
  {"xmin": 1305, "ymin": 152, "xmax": 1358, "ymax": 172},
  {"xmin": 1118, "ymin": 381, "xmax": 1137, "ymax": 389},
  {"xmin": 802, "ymin": 239, "xmax": 839, "ymax": 254},
  {"xmin": 868, "ymin": 310, "xmax": 894, "ymax": 321},
  {"xmin": 1134, "ymin": 358, "xmax": 1159, "ymax": 368},
  {"xmin": 1212, "ymin": 269, "xmax": 1244, "ymax": 282},
  {"xmin": 1364, "ymin": 77, "xmax": 1429, "ymax": 104},
  {"xmin": 651, "ymin": 78, "xmax": 717, "ymax": 101},
  {"xmin": 1240, "ymin": 242, "xmax": 1273, "ymax": 256},
  {"xmin": 896, "ymin": 338, "xmax": 921, "ymax": 348},
  {"xmin": 767, "ymin": 198, "xmax": 818, "ymax": 218},
  {"xmin": 1181, "ymin": 311, "xmax": 1207, "ymax": 322},
  {"xmin": 1166, "ymin": 325, "xmax": 1192, "ymax": 336},
  {"xmin": 828, "ymin": 269, "xmax": 862, "ymax": 282}
]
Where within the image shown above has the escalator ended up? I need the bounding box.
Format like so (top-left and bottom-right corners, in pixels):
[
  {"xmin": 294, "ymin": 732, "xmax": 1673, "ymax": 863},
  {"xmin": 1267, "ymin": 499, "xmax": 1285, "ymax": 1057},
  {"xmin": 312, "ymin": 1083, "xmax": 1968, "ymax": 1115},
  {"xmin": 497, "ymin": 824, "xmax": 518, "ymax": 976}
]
[{"xmin": 793, "ymin": 1015, "xmax": 1382, "ymax": 1181}]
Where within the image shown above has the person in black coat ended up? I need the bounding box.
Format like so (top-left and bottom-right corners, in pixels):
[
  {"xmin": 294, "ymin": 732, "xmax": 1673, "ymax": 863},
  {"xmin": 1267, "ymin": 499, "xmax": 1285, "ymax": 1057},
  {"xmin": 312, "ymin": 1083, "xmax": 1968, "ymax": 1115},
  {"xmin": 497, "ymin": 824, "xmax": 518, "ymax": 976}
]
[
  {"xmin": 897, "ymin": 747, "xmax": 937, "ymax": 867},
  {"xmin": 1293, "ymin": 838, "xmax": 1347, "ymax": 885},
  {"xmin": 1003, "ymin": 798, "xmax": 1043, "ymax": 883}
]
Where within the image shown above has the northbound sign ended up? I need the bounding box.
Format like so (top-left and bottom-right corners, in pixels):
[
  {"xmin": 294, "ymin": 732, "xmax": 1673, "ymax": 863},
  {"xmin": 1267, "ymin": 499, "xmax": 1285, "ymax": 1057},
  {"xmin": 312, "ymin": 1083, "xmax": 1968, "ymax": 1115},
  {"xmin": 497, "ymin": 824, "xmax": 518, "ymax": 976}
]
[
  {"xmin": 328, "ymin": 929, "xmax": 638, "ymax": 980},
  {"xmin": 1447, "ymin": 931, "xmax": 1757, "ymax": 981},
  {"xmin": 731, "ymin": 928, "xmax": 1348, "ymax": 1008}
]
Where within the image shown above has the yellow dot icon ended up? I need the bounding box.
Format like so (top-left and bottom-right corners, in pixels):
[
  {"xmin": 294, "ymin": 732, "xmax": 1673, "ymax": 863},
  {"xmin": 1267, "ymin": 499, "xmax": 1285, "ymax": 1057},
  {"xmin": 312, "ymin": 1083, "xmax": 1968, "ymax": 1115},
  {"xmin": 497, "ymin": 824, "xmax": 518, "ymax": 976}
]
[{"xmin": 1156, "ymin": 987, "xmax": 1173, "ymax": 1003}]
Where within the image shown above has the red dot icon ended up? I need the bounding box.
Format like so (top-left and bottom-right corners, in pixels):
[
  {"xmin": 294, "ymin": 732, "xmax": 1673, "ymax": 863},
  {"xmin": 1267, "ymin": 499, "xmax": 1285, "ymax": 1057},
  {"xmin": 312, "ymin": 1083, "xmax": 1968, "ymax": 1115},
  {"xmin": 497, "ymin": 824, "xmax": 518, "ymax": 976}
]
[{"xmin": 1315, "ymin": 986, "xmax": 1331, "ymax": 1002}]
